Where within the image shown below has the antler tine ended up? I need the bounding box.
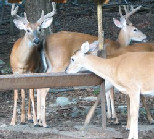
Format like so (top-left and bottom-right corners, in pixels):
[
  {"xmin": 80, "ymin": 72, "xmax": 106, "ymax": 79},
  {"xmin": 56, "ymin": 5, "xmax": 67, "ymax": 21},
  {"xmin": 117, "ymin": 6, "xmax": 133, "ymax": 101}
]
[
  {"xmin": 11, "ymin": 4, "xmax": 29, "ymax": 24},
  {"xmin": 11, "ymin": 4, "xmax": 19, "ymax": 16},
  {"xmin": 37, "ymin": 2, "xmax": 56, "ymax": 24},
  {"xmin": 23, "ymin": 12, "xmax": 29, "ymax": 24},
  {"xmin": 44, "ymin": 2, "xmax": 56, "ymax": 19},
  {"xmin": 119, "ymin": 5, "xmax": 123, "ymax": 18},
  {"xmin": 119, "ymin": 5, "xmax": 129, "ymax": 25},
  {"xmin": 123, "ymin": 5, "xmax": 127, "ymax": 14},
  {"xmin": 52, "ymin": 2, "xmax": 56, "ymax": 13},
  {"xmin": 37, "ymin": 10, "xmax": 45, "ymax": 24},
  {"xmin": 41, "ymin": 10, "xmax": 45, "ymax": 18}
]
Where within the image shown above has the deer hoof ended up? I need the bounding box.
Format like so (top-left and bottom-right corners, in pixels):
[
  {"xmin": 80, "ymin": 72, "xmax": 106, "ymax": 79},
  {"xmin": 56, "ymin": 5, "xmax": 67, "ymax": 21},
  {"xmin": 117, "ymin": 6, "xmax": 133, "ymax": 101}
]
[
  {"xmin": 34, "ymin": 124, "xmax": 39, "ymax": 127},
  {"xmin": 20, "ymin": 122, "xmax": 26, "ymax": 125},
  {"xmin": 10, "ymin": 121, "xmax": 16, "ymax": 126}
]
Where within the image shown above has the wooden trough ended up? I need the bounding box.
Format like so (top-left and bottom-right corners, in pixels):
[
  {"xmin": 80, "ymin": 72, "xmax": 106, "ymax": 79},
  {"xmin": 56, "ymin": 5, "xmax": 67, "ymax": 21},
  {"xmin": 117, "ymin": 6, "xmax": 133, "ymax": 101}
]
[{"xmin": 0, "ymin": 73, "xmax": 106, "ymax": 130}]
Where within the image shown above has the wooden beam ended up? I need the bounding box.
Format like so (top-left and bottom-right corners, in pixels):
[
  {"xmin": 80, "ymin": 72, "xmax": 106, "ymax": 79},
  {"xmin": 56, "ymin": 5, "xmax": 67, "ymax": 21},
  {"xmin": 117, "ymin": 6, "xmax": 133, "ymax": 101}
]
[{"xmin": 0, "ymin": 73, "xmax": 103, "ymax": 90}]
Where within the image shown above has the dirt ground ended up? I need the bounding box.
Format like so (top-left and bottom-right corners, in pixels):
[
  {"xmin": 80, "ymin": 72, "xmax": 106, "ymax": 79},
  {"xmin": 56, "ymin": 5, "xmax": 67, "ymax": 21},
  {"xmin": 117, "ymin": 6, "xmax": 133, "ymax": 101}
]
[{"xmin": 0, "ymin": 1, "xmax": 154, "ymax": 139}]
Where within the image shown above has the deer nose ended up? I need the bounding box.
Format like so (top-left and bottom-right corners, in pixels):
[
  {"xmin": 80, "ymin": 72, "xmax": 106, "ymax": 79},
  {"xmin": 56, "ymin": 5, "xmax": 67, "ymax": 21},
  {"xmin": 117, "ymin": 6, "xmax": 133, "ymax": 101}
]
[{"xmin": 33, "ymin": 38, "xmax": 40, "ymax": 45}]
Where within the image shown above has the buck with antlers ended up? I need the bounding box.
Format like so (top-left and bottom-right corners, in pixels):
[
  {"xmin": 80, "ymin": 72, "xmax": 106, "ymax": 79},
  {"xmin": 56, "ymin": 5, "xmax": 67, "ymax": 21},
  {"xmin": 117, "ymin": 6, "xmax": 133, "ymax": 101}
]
[
  {"xmin": 10, "ymin": 3, "xmax": 56, "ymax": 126},
  {"xmin": 65, "ymin": 41, "xmax": 154, "ymax": 139},
  {"xmin": 36, "ymin": 5, "xmax": 153, "ymax": 128}
]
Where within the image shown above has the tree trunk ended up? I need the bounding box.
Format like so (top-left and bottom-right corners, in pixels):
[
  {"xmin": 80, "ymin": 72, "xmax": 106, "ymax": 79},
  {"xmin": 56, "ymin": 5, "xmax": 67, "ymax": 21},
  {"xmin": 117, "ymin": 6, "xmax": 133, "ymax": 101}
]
[{"xmin": 24, "ymin": 0, "xmax": 53, "ymax": 37}]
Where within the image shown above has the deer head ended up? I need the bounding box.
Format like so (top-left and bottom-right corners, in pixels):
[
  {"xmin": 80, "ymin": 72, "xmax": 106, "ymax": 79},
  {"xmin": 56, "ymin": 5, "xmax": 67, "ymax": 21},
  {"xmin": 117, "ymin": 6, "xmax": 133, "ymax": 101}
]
[
  {"xmin": 11, "ymin": 3, "xmax": 56, "ymax": 46},
  {"xmin": 113, "ymin": 5, "xmax": 146, "ymax": 46},
  {"xmin": 66, "ymin": 41, "xmax": 95, "ymax": 73}
]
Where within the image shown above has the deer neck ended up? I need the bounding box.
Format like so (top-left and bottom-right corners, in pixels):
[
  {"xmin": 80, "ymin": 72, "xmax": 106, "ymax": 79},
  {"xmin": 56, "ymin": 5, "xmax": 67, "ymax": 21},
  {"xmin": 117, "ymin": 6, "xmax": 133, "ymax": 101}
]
[
  {"xmin": 17, "ymin": 35, "xmax": 36, "ymax": 62},
  {"xmin": 118, "ymin": 29, "xmax": 130, "ymax": 47},
  {"xmin": 83, "ymin": 54, "xmax": 116, "ymax": 82}
]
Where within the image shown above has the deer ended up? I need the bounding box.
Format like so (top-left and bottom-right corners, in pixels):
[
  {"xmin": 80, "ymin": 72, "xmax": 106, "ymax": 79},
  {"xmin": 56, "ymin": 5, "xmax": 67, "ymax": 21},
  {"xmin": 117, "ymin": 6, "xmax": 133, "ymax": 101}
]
[
  {"xmin": 65, "ymin": 41, "xmax": 154, "ymax": 139},
  {"xmin": 83, "ymin": 42, "xmax": 154, "ymax": 129},
  {"xmin": 83, "ymin": 6, "xmax": 154, "ymax": 128},
  {"xmin": 10, "ymin": 3, "xmax": 56, "ymax": 126},
  {"xmin": 36, "ymin": 5, "xmax": 150, "ymax": 127}
]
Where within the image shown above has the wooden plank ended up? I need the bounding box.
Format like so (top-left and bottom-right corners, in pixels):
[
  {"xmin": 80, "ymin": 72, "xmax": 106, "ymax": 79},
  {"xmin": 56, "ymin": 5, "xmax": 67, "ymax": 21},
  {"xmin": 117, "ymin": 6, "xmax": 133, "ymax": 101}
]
[{"xmin": 0, "ymin": 72, "xmax": 103, "ymax": 90}]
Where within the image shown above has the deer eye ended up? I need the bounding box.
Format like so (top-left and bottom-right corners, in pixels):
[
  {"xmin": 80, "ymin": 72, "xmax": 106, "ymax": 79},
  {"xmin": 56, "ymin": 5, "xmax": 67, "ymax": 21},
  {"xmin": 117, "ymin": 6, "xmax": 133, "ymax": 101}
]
[
  {"xmin": 71, "ymin": 57, "xmax": 74, "ymax": 62},
  {"xmin": 134, "ymin": 28, "xmax": 137, "ymax": 32}
]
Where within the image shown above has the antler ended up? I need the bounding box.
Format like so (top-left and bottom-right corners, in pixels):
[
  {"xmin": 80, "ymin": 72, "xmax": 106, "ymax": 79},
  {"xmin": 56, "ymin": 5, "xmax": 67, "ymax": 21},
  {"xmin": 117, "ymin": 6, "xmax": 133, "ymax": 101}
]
[
  {"xmin": 11, "ymin": 4, "xmax": 19, "ymax": 16},
  {"xmin": 11, "ymin": 4, "xmax": 29, "ymax": 24},
  {"xmin": 37, "ymin": 2, "xmax": 56, "ymax": 24},
  {"xmin": 119, "ymin": 5, "xmax": 142, "ymax": 24},
  {"xmin": 124, "ymin": 5, "xmax": 142, "ymax": 21}
]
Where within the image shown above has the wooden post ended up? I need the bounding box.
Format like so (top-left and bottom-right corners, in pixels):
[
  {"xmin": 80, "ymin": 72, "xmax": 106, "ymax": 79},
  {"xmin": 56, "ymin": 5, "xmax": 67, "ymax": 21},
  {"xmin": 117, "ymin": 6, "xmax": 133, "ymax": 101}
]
[
  {"xmin": 96, "ymin": 0, "xmax": 109, "ymax": 50},
  {"xmin": 97, "ymin": 2, "xmax": 104, "ymax": 50}
]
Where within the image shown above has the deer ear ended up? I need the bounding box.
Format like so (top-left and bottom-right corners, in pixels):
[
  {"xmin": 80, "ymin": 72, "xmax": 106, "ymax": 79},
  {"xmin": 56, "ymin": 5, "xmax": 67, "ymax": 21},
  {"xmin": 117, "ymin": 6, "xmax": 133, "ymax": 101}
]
[
  {"xmin": 81, "ymin": 41, "xmax": 90, "ymax": 54},
  {"xmin": 13, "ymin": 19, "xmax": 27, "ymax": 30},
  {"xmin": 41, "ymin": 18, "xmax": 53, "ymax": 29},
  {"xmin": 113, "ymin": 18, "xmax": 123, "ymax": 28}
]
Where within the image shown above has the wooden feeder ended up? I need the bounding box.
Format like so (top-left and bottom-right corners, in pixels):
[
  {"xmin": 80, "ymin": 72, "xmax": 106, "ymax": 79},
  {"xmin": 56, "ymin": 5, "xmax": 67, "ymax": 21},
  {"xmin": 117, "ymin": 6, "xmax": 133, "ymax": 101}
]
[{"xmin": 8, "ymin": 0, "xmax": 22, "ymax": 4}]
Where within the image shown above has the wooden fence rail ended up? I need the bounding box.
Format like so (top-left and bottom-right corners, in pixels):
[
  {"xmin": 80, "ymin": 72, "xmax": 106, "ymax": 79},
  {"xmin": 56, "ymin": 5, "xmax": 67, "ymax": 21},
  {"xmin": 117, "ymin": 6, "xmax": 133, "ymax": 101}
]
[{"xmin": 0, "ymin": 72, "xmax": 106, "ymax": 130}]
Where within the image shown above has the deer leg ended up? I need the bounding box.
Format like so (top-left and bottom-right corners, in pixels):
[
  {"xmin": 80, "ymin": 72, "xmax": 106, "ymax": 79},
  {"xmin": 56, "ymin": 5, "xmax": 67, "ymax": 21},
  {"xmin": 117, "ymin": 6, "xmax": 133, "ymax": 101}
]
[
  {"xmin": 29, "ymin": 89, "xmax": 38, "ymax": 126},
  {"xmin": 126, "ymin": 95, "xmax": 130, "ymax": 130},
  {"xmin": 37, "ymin": 89, "xmax": 42, "ymax": 126},
  {"xmin": 40, "ymin": 88, "xmax": 49, "ymax": 128},
  {"xmin": 106, "ymin": 90, "xmax": 111, "ymax": 119},
  {"xmin": 28, "ymin": 94, "xmax": 33, "ymax": 123},
  {"xmin": 110, "ymin": 87, "xmax": 119, "ymax": 124},
  {"xmin": 141, "ymin": 95, "xmax": 154, "ymax": 124},
  {"xmin": 20, "ymin": 89, "xmax": 25, "ymax": 124},
  {"xmin": 10, "ymin": 89, "xmax": 18, "ymax": 125},
  {"xmin": 83, "ymin": 94, "xmax": 101, "ymax": 129},
  {"xmin": 128, "ymin": 90, "xmax": 140, "ymax": 139}
]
